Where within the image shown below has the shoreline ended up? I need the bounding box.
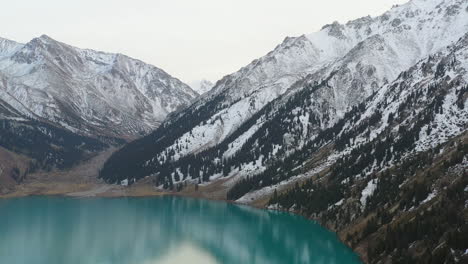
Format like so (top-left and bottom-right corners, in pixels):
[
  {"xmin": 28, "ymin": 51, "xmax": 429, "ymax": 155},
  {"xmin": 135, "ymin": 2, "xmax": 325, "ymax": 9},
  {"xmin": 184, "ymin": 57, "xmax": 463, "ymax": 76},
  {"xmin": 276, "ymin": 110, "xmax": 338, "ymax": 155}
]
[{"xmin": 1, "ymin": 182, "xmax": 365, "ymax": 263}]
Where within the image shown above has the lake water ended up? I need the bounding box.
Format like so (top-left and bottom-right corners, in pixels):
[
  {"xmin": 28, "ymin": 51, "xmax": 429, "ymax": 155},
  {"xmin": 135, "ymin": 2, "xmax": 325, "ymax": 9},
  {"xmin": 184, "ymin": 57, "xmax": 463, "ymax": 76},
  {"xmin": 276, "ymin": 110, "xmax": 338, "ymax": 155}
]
[{"xmin": 0, "ymin": 196, "xmax": 362, "ymax": 264}]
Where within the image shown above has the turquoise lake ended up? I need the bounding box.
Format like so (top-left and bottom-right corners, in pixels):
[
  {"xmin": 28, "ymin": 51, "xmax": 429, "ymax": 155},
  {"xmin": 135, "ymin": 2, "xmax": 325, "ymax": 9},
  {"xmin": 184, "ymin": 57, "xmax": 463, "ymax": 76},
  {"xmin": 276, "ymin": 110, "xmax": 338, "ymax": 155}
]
[{"xmin": 0, "ymin": 196, "xmax": 362, "ymax": 264}]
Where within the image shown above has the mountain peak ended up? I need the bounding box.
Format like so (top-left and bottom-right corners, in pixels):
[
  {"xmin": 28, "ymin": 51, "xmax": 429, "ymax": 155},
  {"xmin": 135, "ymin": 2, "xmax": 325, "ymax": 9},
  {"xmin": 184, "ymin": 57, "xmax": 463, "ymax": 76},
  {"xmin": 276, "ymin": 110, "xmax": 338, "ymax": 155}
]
[
  {"xmin": 26, "ymin": 34, "xmax": 61, "ymax": 50},
  {"xmin": 190, "ymin": 79, "xmax": 213, "ymax": 95},
  {"xmin": 34, "ymin": 34, "xmax": 63, "ymax": 45},
  {"xmin": 0, "ymin": 37, "xmax": 24, "ymax": 59},
  {"xmin": 39, "ymin": 34, "xmax": 53, "ymax": 40},
  {"xmin": 0, "ymin": 35, "xmax": 198, "ymax": 138}
]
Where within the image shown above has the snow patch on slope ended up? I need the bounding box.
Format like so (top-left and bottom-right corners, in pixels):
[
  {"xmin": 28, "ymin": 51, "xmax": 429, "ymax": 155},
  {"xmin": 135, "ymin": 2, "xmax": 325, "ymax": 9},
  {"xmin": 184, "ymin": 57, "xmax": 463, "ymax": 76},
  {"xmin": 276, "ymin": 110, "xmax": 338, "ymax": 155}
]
[{"xmin": 361, "ymin": 178, "xmax": 378, "ymax": 208}]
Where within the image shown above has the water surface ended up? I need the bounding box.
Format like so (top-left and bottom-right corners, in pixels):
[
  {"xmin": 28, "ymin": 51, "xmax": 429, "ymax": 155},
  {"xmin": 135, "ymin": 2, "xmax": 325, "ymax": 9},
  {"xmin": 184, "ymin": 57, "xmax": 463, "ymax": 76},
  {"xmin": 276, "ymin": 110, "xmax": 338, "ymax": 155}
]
[{"xmin": 0, "ymin": 196, "xmax": 361, "ymax": 264}]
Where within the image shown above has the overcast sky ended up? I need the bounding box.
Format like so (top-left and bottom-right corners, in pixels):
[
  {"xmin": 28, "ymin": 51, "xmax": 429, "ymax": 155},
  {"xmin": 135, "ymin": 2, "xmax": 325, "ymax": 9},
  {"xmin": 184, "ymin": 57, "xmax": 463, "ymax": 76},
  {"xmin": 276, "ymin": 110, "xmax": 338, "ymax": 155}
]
[{"xmin": 0, "ymin": 0, "xmax": 408, "ymax": 84}]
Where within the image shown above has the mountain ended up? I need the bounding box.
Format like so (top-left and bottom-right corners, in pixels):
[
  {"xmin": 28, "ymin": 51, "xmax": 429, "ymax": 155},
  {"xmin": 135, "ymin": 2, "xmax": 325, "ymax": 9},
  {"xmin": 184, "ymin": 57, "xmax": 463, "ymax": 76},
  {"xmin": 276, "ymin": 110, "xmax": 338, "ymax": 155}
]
[
  {"xmin": 0, "ymin": 0, "xmax": 465, "ymax": 261},
  {"xmin": 190, "ymin": 79, "xmax": 214, "ymax": 94},
  {"xmin": 0, "ymin": 112, "xmax": 115, "ymax": 194},
  {"xmin": 100, "ymin": 0, "xmax": 467, "ymax": 184},
  {"xmin": 0, "ymin": 35, "xmax": 199, "ymax": 194},
  {"xmin": 265, "ymin": 34, "xmax": 468, "ymax": 263},
  {"xmin": 0, "ymin": 38, "xmax": 22, "ymax": 60},
  {"xmin": 0, "ymin": 35, "xmax": 198, "ymax": 139},
  {"xmin": 99, "ymin": 1, "xmax": 468, "ymax": 261}
]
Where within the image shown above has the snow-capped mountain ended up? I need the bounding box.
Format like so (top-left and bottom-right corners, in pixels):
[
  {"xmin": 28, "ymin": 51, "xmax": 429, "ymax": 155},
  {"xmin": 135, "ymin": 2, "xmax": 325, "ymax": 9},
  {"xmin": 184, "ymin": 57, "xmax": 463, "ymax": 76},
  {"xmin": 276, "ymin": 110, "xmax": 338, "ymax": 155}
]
[
  {"xmin": 263, "ymin": 33, "xmax": 468, "ymax": 263},
  {"xmin": 230, "ymin": 31, "xmax": 468, "ymax": 201},
  {"xmin": 0, "ymin": 102, "xmax": 116, "ymax": 194},
  {"xmin": 190, "ymin": 79, "xmax": 214, "ymax": 94},
  {"xmin": 0, "ymin": 35, "xmax": 198, "ymax": 139},
  {"xmin": 0, "ymin": 38, "xmax": 22, "ymax": 60},
  {"xmin": 100, "ymin": 0, "xmax": 468, "ymax": 185}
]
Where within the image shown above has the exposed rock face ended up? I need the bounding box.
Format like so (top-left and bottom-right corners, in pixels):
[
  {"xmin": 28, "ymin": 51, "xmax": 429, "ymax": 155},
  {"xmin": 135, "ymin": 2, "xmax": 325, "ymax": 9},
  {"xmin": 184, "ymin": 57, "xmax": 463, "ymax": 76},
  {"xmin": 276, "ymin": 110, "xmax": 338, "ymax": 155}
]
[{"xmin": 0, "ymin": 35, "xmax": 198, "ymax": 139}]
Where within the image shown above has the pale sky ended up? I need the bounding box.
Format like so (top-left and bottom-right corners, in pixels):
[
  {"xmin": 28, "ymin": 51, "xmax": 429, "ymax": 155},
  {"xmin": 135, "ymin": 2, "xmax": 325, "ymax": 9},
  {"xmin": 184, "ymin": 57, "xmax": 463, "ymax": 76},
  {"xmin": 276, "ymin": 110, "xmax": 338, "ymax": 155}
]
[{"xmin": 0, "ymin": 0, "xmax": 408, "ymax": 84}]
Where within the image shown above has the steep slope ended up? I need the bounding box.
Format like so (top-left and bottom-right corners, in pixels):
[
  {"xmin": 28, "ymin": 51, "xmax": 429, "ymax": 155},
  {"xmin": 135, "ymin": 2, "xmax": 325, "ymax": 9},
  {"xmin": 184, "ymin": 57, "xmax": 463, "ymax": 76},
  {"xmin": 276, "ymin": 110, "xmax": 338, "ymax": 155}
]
[
  {"xmin": 165, "ymin": 0, "xmax": 467, "ymax": 151},
  {"xmin": 259, "ymin": 34, "xmax": 468, "ymax": 263},
  {"xmin": 0, "ymin": 81, "xmax": 117, "ymax": 187},
  {"xmin": 0, "ymin": 114, "xmax": 114, "ymax": 195},
  {"xmin": 100, "ymin": 0, "xmax": 467, "ymax": 187},
  {"xmin": 231, "ymin": 31, "xmax": 468, "ymax": 200},
  {"xmin": 0, "ymin": 35, "xmax": 198, "ymax": 192},
  {"xmin": 0, "ymin": 35, "xmax": 198, "ymax": 139},
  {"xmin": 0, "ymin": 38, "xmax": 22, "ymax": 60}
]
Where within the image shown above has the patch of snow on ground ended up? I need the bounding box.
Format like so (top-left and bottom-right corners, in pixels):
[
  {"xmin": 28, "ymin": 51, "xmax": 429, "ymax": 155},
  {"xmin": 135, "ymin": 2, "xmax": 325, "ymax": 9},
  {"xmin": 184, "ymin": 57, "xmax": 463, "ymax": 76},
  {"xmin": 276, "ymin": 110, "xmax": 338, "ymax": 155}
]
[
  {"xmin": 236, "ymin": 161, "xmax": 331, "ymax": 204},
  {"xmin": 421, "ymin": 190, "xmax": 437, "ymax": 204},
  {"xmin": 360, "ymin": 178, "xmax": 378, "ymax": 208},
  {"xmin": 415, "ymin": 89, "xmax": 468, "ymax": 152},
  {"xmin": 328, "ymin": 198, "xmax": 345, "ymax": 211},
  {"xmin": 223, "ymin": 120, "xmax": 264, "ymax": 158}
]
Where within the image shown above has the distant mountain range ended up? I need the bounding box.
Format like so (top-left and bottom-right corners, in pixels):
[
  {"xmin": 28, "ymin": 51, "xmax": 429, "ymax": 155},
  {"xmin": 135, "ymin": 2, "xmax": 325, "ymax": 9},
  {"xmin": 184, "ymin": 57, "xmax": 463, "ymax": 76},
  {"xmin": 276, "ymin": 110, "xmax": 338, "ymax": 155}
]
[
  {"xmin": 190, "ymin": 79, "xmax": 214, "ymax": 95},
  {"xmin": 0, "ymin": 35, "xmax": 198, "ymax": 139}
]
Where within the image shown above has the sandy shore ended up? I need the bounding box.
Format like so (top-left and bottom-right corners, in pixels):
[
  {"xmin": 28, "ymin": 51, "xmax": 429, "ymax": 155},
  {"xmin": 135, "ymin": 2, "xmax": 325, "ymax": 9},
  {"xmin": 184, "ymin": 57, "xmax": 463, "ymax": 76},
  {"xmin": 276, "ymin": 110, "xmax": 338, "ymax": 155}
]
[{"xmin": 1, "ymin": 179, "xmax": 169, "ymax": 199}]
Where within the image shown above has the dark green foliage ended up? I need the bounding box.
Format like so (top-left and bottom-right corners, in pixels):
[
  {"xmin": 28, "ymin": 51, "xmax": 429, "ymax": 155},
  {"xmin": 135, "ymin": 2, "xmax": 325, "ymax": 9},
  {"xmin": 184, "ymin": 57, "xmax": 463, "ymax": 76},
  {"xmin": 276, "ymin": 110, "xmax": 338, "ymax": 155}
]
[
  {"xmin": 364, "ymin": 171, "xmax": 404, "ymax": 215},
  {"xmin": 368, "ymin": 193, "xmax": 467, "ymax": 264},
  {"xmin": 363, "ymin": 217, "xmax": 379, "ymax": 238},
  {"xmin": 229, "ymin": 75, "xmax": 461, "ymax": 200},
  {"xmin": 99, "ymin": 93, "xmax": 228, "ymax": 184},
  {"xmin": 0, "ymin": 119, "xmax": 109, "ymax": 171},
  {"xmin": 399, "ymin": 181, "xmax": 430, "ymax": 210},
  {"xmin": 267, "ymin": 179, "xmax": 343, "ymax": 216},
  {"xmin": 100, "ymin": 74, "xmax": 336, "ymax": 186}
]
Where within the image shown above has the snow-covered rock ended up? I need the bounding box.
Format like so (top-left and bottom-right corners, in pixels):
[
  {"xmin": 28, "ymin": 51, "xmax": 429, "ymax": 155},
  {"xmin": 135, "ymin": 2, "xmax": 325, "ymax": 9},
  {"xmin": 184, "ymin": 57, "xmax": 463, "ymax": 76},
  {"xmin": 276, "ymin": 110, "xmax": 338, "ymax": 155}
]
[
  {"xmin": 190, "ymin": 79, "xmax": 214, "ymax": 95},
  {"xmin": 0, "ymin": 35, "xmax": 198, "ymax": 138},
  {"xmin": 361, "ymin": 179, "xmax": 378, "ymax": 208},
  {"xmin": 121, "ymin": 179, "xmax": 129, "ymax": 186}
]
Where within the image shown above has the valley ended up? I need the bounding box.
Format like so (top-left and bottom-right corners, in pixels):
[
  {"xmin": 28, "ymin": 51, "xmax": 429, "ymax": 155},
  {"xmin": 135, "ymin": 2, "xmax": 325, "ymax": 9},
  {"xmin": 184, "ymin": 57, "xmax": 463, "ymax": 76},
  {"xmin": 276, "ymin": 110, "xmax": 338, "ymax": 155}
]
[
  {"xmin": 1, "ymin": 0, "xmax": 467, "ymax": 263},
  {"xmin": 1, "ymin": 147, "xmax": 166, "ymax": 199}
]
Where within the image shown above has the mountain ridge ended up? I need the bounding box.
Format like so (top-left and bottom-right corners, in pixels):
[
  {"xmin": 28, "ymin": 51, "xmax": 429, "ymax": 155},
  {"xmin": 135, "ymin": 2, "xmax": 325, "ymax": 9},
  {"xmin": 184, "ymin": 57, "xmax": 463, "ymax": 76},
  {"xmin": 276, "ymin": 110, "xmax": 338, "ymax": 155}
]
[
  {"xmin": 99, "ymin": 0, "xmax": 467, "ymax": 185},
  {"xmin": 0, "ymin": 34, "xmax": 198, "ymax": 139},
  {"xmin": 1, "ymin": 0, "xmax": 467, "ymax": 262}
]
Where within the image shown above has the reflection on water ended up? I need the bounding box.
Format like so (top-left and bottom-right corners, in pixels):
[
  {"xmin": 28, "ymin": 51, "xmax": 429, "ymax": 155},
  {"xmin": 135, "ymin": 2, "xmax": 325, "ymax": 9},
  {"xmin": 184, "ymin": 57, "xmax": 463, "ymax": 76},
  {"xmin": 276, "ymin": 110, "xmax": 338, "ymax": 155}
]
[
  {"xmin": 144, "ymin": 243, "xmax": 218, "ymax": 264},
  {"xmin": 0, "ymin": 196, "xmax": 362, "ymax": 264}
]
